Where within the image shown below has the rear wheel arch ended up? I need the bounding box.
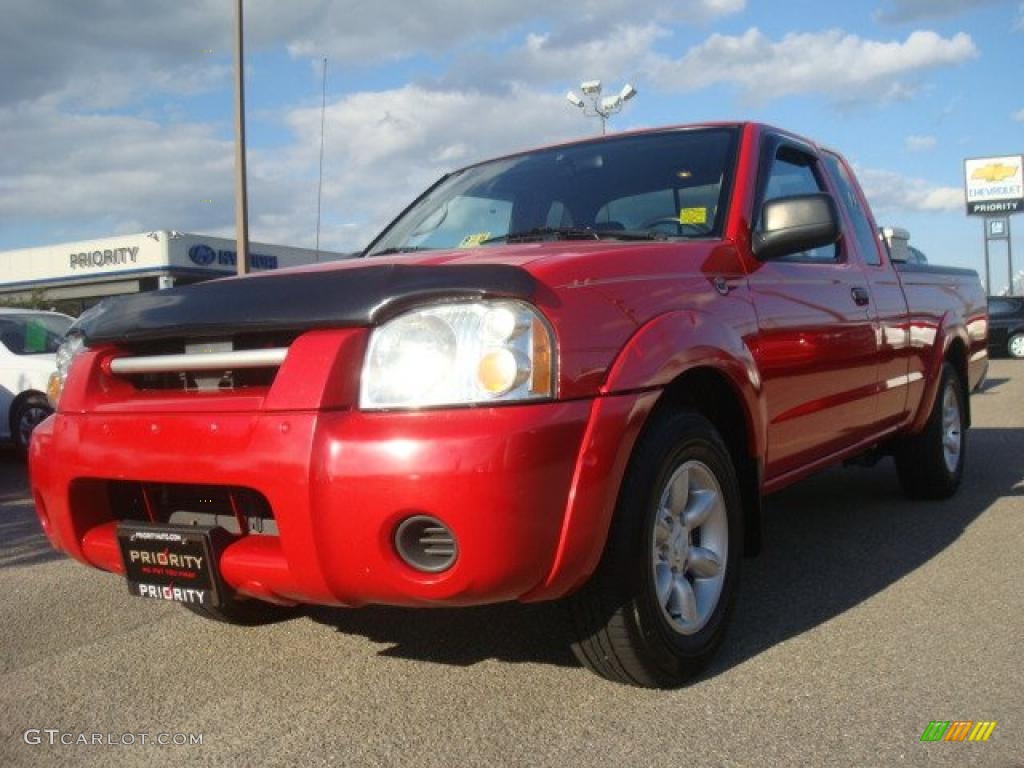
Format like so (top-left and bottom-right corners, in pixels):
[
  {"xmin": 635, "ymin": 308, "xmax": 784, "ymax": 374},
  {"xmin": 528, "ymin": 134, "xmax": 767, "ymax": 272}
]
[{"xmin": 944, "ymin": 336, "xmax": 970, "ymax": 427}]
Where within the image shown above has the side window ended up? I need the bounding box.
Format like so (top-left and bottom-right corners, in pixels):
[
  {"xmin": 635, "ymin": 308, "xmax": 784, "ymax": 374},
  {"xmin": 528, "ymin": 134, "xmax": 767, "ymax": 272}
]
[
  {"xmin": 760, "ymin": 148, "xmax": 837, "ymax": 263},
  {"xmin": 988, "ymin": 299, "xmax": 1011, "ymax": 316},
  {"xmin": 823, "ymin": 153, "xmax": 883, "ymax": 266}
]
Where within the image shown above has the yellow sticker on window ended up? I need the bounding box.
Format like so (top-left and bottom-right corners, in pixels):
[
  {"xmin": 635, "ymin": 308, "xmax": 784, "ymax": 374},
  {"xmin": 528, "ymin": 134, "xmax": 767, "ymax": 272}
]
[
  {"xmin": 679, "ymin": 208, "xmax": 707, "ymax": 225},
  {"xmin": 458, "ymin": 232, "xmax": 491, "ymax": 248}
]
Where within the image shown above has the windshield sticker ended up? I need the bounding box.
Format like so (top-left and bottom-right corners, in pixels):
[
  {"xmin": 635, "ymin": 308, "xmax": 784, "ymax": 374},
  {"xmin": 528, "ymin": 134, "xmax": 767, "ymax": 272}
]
[
  {"xmin": 679, "ymin": 208, "xmax": 707, "ymax": 225},
  {"xmin": 458, "ymin": 232, "xmax": 491, "ymax": 248}
]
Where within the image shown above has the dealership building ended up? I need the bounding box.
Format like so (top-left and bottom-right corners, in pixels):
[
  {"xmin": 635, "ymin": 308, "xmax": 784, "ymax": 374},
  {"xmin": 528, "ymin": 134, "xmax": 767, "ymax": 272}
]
[{"xmin": 0, "ymin": 231, "xmax": 351, "ymax": 315}]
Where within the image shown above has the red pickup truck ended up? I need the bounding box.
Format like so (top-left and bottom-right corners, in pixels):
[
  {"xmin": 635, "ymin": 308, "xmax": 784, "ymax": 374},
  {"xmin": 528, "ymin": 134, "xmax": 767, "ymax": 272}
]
[{"xmin": 32, "ymin": 123, "xmax": 987, "ymax": 688}]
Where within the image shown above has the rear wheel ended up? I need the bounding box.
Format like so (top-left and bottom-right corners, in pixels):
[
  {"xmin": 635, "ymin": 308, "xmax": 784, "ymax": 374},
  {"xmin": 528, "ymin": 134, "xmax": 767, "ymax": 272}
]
[
  {"xmin": 1009, "ymin": 333, "xmax": 1024, "ymax": 360},
  {"xmin": 183, "ymin": 595, "xmax": 300, "ymax": 626},
  {"xmin": 894, "ymin": 363, "xmax": 966, "ymax": 499},
  {"xmin": 568, "ymin": 410, "xmax": 742, "ymax": 688},
  {"xmin": 12, "ymin": 393, "xmax": 52, "ymax": 459}
]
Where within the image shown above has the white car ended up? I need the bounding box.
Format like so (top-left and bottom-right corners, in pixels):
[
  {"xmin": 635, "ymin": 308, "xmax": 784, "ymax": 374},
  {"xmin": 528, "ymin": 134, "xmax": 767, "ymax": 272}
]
[{"xmin": 0, "ymin": 308, "xmax": 74, "ymax": 455}]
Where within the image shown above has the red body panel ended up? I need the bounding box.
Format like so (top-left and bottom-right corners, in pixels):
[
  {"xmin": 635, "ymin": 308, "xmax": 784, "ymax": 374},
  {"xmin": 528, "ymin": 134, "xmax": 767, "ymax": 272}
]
[{"xmin": 30, "ymin": 122, "xmax": 988, "ymax": 608}]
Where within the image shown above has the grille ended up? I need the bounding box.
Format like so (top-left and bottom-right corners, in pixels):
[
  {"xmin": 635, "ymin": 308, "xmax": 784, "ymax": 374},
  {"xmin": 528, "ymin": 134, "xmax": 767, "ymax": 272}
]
[
  {"xmin": 112, "ymin": 331, "xmax": 297, "ymax": 392},
  {"xmin": 107, "ymin": 481, "xmax": 277, "ymax": 535}
]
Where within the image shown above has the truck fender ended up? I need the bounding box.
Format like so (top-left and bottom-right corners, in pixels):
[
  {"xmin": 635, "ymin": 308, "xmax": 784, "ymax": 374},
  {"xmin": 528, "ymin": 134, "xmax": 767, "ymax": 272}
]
[
  {"xmin": 909, "ymin": 312, "xmax": 970, "ymax": 434},
  {"xmin": 523, "ymin": 311, "xmax": 766, "ymax": 601},
  {"xmin": 602, "ymin": 309, "xmax": 766, "ymax": 459}
]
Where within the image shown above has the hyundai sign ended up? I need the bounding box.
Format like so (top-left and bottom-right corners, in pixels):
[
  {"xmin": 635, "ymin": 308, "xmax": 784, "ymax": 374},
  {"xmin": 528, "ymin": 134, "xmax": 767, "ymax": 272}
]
[
  {"xmin": 188, "ymin": 243, "xmax": 278, "ymax": 269},
  {"xmin": 964, "ymin": 155, "xmax": 1024, "ymax": 216},
  {"xmin": 188, "ymin": 244, "xmax": 216, "ymax": 266}
]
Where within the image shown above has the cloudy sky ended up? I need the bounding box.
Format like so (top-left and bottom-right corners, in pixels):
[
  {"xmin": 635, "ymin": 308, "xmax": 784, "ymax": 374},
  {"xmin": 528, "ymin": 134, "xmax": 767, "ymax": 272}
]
[{"xmin": 0, "ymin": 0, "xmax": 1021, "ymax": 285}]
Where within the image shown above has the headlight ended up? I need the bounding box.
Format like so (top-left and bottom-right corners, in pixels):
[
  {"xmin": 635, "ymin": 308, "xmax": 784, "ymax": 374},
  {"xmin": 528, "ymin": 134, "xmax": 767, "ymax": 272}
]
[
  {"xmin": 360, "ymin": 300, "xmax": 555, "ymax": 409},
  {"xmin": 47, "ymin": 333, "xmax": 85, "ymax": 408}
]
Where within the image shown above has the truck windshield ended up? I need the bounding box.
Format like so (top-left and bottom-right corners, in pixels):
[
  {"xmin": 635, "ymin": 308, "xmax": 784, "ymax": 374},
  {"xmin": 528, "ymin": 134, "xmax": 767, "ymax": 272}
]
[{"xmin": 365, "ymin": 127, "xmax": 739, "ymax": 256}]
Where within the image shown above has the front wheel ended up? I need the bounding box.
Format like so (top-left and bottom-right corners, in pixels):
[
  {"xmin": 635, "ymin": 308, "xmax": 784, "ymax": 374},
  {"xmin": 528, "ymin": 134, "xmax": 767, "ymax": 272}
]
[
  {"xmin": 1009, "ymin": 333, "xmax": 1024, "ymax": 360},
  {"xmin": 568, "ymin": 410, "xmax": 743, "ymax": 688},
  {"xmin": 894, "ymin": 362, "xmax": 966, "ymax": 499},
  {"xmin": 12, "ymin": 393, "xmax": 52, "ymax": 459}
]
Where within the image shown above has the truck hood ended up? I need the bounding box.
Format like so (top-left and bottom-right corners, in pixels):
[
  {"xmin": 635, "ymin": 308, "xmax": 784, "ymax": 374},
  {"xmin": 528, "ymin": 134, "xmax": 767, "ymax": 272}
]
[{"xmin": 76, "ymin": 241, "xmax": 713, "ymax": 344}]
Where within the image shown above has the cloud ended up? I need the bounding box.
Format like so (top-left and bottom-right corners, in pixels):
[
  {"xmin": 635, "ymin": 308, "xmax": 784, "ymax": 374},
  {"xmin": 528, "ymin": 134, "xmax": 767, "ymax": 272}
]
[
  {"xmin": 0, "ymin": 85, "xmax": 590, "ymax": 252},
  {"xmin": 0, "ymin": 0, "xmax": 744, "ymax": 107},
  {"xmin": 0, "ymin": 0, "xmax": 233, "ymax": 107},
  {"xmin": 856, "ymin": 167, "xmax": 964, "ymax": 214},
  {"xmin": 437, "ymin": 24, "xmax": 664, "ymax": 91},
  {"xmin": 0, "ymin": 103, "xmax": 236, "ymax": 235},
  {"xmin": 904, "ymin": 134, "xmax": 937, "ymax": 151},
  {"xmin": 1013, "ymin": 107, "xmax": 1024, "ymax": 122},
  {"xmin": 438, "ymin": 25, "xmax": 976, "ymax": 107},
  {"xmin": 647, "ymin": 28, "xmax": 977, "ymax": 104},
  {"xmin": 284, "ymin": 0, "xmax": 744, "ymax": 61},
  {"xmin": 283, "ymin": 85, "xmax": 588, "ymax": 250},
  {"xmin": 876, "ymin": 0, "xmax": 1011, "ymax": 22}
]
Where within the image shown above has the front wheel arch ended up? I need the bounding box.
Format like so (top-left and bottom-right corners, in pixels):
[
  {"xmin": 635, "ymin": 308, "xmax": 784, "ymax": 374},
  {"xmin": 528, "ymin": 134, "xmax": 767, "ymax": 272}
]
[
  {"xmin": 567, "ymin": 409, "xmax": 744, "ymax": 687},
  {"xmin": 651, "ymin": 367, "xmax": 762, "ymax": 557}
]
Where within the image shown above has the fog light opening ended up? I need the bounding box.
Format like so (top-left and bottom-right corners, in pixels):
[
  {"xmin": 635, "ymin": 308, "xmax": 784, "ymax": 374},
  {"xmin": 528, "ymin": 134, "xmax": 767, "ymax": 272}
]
[{"xmin": 394, "ymin": 515, "xmax": 457, "ymax": 573}]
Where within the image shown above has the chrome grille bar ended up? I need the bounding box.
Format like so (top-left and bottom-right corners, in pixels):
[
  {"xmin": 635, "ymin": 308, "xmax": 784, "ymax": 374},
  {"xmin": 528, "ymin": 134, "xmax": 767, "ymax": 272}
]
[{"xmin": 109, "ymin": 348, "xmax": 288, "ymax": 375}]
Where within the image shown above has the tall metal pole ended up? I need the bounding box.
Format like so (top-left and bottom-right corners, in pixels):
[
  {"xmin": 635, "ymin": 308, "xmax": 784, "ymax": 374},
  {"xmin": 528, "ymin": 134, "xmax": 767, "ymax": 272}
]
[
  {"xmin": 315, "ymin": 56, "xmax": 327, "ymax": 263},
  {"xmin": 1008, "ymin": 220, "xmax": 1014, "ymax": 295},
  {"xmin": 233, "ymin": 0, "xmax": 250, "ymax": 276},
  {"xmin": 983, "ymin": 218, "xmax": 990, "ymax": 295}
]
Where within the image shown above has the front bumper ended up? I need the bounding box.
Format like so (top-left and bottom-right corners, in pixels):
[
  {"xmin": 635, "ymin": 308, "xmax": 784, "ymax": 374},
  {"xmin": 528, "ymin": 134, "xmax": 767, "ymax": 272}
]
[{"xmin": 30, "ymin": 394, "xmax": 649, "ymax": 607}]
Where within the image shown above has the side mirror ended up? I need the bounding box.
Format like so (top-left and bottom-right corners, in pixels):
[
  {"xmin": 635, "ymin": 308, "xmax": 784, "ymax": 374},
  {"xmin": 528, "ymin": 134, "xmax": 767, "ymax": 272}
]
[
  {"xmin": 753, "ymin": 193, "xmax": 840, "ymax": 261},
  {"xmin": 879, "ymin": 226, "xmax": 910, "ymax": 263}
]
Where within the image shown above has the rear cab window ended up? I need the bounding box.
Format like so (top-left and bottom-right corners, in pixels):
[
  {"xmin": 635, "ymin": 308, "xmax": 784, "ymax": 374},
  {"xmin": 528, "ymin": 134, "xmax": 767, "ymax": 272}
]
[{"xmin": 822, "ymin": 152, "xmax": 884, "ymax": 267}]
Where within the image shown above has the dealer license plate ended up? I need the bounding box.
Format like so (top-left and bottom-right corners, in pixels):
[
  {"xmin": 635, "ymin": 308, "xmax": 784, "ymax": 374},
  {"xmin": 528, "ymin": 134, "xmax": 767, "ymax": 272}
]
[{"xmin": 117, "ymin": 524, "xmax": 228, "ymax": 608}]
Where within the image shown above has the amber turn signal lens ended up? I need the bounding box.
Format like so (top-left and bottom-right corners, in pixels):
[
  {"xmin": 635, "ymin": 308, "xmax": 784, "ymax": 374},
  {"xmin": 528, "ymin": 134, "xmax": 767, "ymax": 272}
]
[
  {"xmin": 530, "ymin": 318, "xmax": 553, "ymax": 396},
  {"xmin": 46, "ymin": 372, "xmax": 63, "ymax": 409}
]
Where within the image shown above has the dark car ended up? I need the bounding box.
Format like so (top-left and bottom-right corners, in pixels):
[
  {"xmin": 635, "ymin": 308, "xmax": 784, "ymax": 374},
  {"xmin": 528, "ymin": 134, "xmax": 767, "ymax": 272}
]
[{"xmin": 988, "ymin": 296, "xmax": 1024, "ymax": 359}]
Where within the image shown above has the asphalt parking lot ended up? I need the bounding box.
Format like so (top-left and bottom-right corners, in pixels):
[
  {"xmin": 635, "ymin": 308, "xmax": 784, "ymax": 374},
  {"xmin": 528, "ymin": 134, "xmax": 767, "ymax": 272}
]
[{"xmin": 1, "ymin": 359, "xmax": 1021, "ymax": 767}]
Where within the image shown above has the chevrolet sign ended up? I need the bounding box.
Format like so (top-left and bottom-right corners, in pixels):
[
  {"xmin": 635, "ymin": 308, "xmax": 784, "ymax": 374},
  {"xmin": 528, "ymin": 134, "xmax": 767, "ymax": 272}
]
[{"xmin": 964, "ymin": 155, "xmax": 1024, "ymax": 216}]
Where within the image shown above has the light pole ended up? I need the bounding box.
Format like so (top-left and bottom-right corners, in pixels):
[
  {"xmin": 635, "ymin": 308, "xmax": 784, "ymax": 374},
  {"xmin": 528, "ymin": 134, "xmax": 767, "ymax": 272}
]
[
  {"xmin": 233, "ymin": 0, "xmax": 249, "ymax": 275},
  {"xmin": 566, "ymin": 80, "xmax": 637, "ymax": 135}
]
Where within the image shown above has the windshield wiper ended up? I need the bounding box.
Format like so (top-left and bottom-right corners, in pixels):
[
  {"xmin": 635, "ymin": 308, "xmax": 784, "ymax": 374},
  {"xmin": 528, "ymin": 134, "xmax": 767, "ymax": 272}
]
[
  {"xmin": 482, "ymin": 227, "xmax": 598, "ymax": 244},
  {"xmin": 598, "ymin": 229, "xmax": 669, "ymax": 241},
  {"xmin": 483, "ymin": 227, "xmax": 666, "ymax": 244},
  {"xmin": 366, "ymin": 246, "xmax": 435, "ymax": 257}
]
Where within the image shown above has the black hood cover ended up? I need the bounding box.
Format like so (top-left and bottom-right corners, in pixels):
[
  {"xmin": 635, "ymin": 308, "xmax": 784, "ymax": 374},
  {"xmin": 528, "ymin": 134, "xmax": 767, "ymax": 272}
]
[{"xmin": 76, "ymin": 263, "xmax": 537, "ymax": 344}]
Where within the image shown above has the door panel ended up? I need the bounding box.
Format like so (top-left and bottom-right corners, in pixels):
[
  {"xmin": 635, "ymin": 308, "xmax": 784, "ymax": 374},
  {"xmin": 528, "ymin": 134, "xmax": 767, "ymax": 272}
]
[
  {"xmin": 747, "ymin": 137, "xmax": 878, "ymax": 481},
  {"xmin": 748, "ymin": 261, "xmax": 878, "ymax": 479},
  {"xmin": 821, "ymin": 152, "xmax": 913, "ymax": 430}
]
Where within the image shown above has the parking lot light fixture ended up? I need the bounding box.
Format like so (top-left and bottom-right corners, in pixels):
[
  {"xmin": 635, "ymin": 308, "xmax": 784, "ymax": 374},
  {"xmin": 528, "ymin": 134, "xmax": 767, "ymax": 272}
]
[{"xmin": 567, "ymin": 79, "xmax": 638, "ymax": 135}]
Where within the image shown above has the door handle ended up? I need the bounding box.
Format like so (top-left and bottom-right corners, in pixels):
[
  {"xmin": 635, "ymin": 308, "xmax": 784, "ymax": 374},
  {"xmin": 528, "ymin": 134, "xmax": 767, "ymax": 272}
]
[{"xmin": 851, "ymin": 286, "xmax": 870, "ymax": 306}]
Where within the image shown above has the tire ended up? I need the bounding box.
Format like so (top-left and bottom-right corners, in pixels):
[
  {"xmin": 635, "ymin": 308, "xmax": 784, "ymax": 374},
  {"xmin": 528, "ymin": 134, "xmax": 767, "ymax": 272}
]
[
  {"xmin": 568, "ymin": 410, "xmax": 743, "ymax": 688},
  {"xmin": 894, "ymin": 363, "xmax": 966, "ymax": 500},
  {"xmin": 1009, "ymin": 333, "xmax": 1024, "ymax": 360},
  {"xmin": 183, "ymin": 595, "xmax": 301, "ymax": 626},
  {"xmin": 12, "ymin": 393, "xmax": 52, "ymax": 459}
]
